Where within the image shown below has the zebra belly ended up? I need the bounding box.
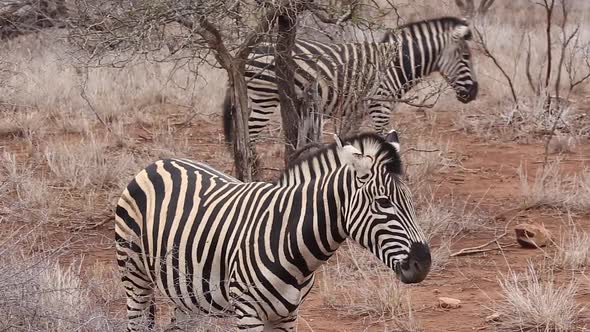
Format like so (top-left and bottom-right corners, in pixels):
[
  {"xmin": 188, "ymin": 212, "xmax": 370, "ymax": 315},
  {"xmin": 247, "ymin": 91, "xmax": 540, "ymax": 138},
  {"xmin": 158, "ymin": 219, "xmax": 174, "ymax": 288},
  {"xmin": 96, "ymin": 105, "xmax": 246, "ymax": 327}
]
[{"xmin": 149, "ymin": 235, "xmax": 234, "ymax": 316}]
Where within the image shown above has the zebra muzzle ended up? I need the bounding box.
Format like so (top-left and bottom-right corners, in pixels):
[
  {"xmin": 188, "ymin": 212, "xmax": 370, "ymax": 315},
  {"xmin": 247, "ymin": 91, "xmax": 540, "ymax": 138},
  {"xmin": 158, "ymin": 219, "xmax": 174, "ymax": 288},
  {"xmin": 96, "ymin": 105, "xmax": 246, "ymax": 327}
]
[{"xmin": 396, "ymin": 242, "xmax": 431, "ymax": 284}]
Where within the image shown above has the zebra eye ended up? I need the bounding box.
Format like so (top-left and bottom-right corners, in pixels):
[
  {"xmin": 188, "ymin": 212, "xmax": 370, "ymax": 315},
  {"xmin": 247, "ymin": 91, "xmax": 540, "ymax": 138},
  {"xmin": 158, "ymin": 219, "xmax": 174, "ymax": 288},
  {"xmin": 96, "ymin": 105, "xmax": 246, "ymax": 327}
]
[{"xmin": 375, "ymin": 197, "xmax": 393, "ymax": 208}]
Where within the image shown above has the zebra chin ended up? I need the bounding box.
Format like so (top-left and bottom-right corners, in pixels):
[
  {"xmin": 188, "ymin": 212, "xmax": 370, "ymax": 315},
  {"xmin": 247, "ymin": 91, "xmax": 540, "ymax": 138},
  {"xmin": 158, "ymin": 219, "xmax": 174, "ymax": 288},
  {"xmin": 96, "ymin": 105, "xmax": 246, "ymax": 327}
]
[{"xmin": 393, "ymin": 242, "xmax": 432, "ymax": 284}]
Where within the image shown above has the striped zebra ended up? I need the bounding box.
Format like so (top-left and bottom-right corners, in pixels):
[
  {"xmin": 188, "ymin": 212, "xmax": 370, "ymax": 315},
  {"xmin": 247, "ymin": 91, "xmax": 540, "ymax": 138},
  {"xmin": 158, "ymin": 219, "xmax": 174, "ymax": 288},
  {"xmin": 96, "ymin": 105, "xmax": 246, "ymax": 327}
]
[
  {"xmin": 115, "ymin": 131, "xmax": 431, "ymax": 331},
  {"xmin": 223, "ymin": 16, "xmax": 478, "ymax": 145}
]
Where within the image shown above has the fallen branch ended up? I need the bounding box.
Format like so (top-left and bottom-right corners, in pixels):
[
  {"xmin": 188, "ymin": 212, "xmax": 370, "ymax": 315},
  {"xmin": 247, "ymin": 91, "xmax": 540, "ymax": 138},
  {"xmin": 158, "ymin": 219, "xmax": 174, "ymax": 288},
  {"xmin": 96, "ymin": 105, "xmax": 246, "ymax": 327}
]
[
  {"xmin": 451, "ymin": 215, "xmax": 521, "ymax": 257},
  {"xmin": 402, "ymin": 147, "xmax": 440, "ymax": 154},
  {"xmin": 450, "ymin": 232, "xmax": 509, "ymax": 257}
]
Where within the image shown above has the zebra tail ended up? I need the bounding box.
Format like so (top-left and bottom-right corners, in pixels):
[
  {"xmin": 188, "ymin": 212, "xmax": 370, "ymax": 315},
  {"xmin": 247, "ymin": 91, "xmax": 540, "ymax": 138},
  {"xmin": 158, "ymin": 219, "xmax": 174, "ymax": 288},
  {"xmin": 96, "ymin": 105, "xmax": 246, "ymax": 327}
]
[{"xmin": 222, "ymin": 87, "xmax": 234, "ymax": 147}]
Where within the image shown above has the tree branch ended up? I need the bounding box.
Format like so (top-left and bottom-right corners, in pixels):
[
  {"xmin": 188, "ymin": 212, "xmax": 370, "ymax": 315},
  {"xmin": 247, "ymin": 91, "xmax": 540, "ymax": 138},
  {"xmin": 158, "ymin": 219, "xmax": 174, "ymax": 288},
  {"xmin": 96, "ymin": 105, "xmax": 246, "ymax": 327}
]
[{"xmin": 474, "ymin": 25, "xmax": 518, "ymax": 105}]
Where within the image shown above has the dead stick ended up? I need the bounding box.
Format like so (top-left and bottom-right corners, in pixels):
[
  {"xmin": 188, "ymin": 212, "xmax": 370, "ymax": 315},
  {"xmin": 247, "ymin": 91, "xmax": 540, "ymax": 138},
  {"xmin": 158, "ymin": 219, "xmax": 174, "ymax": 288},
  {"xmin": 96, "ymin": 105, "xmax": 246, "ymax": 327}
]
[{"xmin": 450, "ymin": 232, "xmax": 508, "ymax": 257}]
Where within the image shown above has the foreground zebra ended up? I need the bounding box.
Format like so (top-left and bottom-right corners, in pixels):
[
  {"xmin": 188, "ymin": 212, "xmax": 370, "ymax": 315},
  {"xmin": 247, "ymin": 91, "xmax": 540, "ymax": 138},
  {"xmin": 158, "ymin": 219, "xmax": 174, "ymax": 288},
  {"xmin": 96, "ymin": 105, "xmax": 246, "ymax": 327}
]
[
  {"xmin": 115, "ymin": 131, "xmax": 431, "ymax": 331},
  {"xmin": 224, "ymin": 16, "xmax": 478, "ymax": 145}
]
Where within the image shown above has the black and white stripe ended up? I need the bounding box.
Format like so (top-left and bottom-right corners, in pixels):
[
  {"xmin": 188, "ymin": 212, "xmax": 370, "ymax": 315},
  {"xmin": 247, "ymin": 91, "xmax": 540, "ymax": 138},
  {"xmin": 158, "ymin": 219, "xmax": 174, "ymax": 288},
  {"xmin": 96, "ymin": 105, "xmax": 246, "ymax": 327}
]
[
  {"xmin": 223, "ymin": 16, "xmax": 478, "ymax": 145},
  {"xmin": 115, "ymin": 131, "xmax": 431, "ymax": 331}
]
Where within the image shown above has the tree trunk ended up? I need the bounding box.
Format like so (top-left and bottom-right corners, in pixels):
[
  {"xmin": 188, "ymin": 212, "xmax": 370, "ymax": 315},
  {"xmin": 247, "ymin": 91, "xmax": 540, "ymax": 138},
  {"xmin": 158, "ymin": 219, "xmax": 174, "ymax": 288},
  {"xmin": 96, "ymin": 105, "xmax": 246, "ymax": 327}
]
[
  {"xmin": 229, "ymin": 65, "xmax": 253, "ymax": 182},
  {"xmin": 275, "ymin": 10, "xmax": 302, "ymax": 166}
]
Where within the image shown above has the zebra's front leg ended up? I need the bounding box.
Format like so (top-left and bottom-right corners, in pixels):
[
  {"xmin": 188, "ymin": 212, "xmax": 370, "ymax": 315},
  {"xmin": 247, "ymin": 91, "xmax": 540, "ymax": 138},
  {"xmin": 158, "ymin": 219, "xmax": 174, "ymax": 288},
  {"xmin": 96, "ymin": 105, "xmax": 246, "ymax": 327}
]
[
  {"xmin": 268, "ymin": 313, "xmax": 299, "ymax": 332},
  {"xmin": 234, "ymin": 312, "xmax": 299, "ymax": 332},
  {"xmin": 248, "ymin": 100, "xmax": 280, "ymax": 180}
]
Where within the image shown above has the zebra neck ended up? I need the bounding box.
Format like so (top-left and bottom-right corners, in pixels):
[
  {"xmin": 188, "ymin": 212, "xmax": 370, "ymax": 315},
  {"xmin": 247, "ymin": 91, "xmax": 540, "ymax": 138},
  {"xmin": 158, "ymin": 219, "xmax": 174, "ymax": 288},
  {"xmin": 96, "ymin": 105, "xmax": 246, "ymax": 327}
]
[
  {"xmin": 277, "ymin": 163, "xmax": 355, "ymax": 276},
  {"xmin": 384, "ymin": 30, "xmax": 446, "ymax": 95}
]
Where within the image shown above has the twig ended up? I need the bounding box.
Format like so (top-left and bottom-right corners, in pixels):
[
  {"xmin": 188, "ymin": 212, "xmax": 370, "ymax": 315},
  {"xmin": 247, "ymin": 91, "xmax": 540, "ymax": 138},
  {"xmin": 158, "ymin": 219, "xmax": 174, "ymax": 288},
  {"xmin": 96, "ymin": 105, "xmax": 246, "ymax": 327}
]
[
  {"xmin": 401, "ymin": 147, "xmax": 440, "ymax": 154},
  {"xmin": 78, "ymin": 66, "xmax": 112, "ymax": 133},
  {"xmin": 451, "ymin": 243, "xmax": 517, "ymax": 257},
  {"xmin": 450, "ymin": 215, "xmax": 519, "ymax": 257},
  {"xmin": 260, "ymin": 167, "xmax": 282, "ymax": 172},
  {"xmin": 450, "ymin": 232, "xmax": 508, "ymax": 257}
]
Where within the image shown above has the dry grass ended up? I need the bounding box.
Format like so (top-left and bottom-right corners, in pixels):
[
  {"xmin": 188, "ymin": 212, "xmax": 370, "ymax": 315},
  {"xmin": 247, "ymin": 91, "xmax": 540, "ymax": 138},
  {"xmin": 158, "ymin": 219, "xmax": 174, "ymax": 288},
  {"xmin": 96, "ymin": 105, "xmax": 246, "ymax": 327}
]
[
  {"xmin": 456, "ymin": 99, "xmax": 588, "ymax": 143},
  {"xmin": 0, "ymin": 230, "xmax": 124, "ymax": 332},
  {"xmin": 320, "ymin": 243, "xmax": 421, "ymax": 331},
  {"xmin": 0, "ymin": 152, "xmax": 58, "ymax": 219},
  {"xmin": 416, "ymin": 192, "xmax": 487, "ymax": 240},
  {"xmin": 403, "ymin": 136, "xmax": 455, "ymax": 186},
  {"xmin": 558, "ymin": 229, "xmax": 590, "ymax": 270},
  {"xmin": 519, "ymin": 161, "xmax": 590, "ymax": 212},
  {"xmin": 492, "ymin": 262, "xmax": 581, "ymax": 332},
  {"xmin": 42, "ymin": 136, "xmax": 136, "ymax": 190}
]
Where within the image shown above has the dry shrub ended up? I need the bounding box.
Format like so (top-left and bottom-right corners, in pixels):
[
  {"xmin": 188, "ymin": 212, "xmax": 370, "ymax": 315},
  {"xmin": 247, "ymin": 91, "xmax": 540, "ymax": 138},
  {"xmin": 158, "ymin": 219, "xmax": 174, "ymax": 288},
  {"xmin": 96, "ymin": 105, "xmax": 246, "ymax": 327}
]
[
  {"xmin": 492, "ymin": 262, "xmax": 581, "ymax": 332},
  {"xmin": 456, "ymin": 99, "xmax": 586, "ymax": 143},
  {"xmin": 0, "ymin": 231, "xmax": 123, "ymax": 331},
  {"xmin": 43, "ymin": 136, "xmax": 136, "ymax": 190},
  {"xmin": 519, "ymin": 162, "xmax": 590, "ymax": 212},
  {"xmin": 559, "ymin": 229, "xmax": 590, "ymax": 270},
  {"xmin": 320, "ymin": 243, "xmax": 421, "ymax": 331},
  {"xmin": 548, "ymin": 134, "xmax": 577, "ymax": 154},
  {"xmin": 0, "ymin": 152, "xmax": 57, "ymax": 218},
  {"xmin": 0, "ymin": 33, "xmax": 225, "ymax": 140},
  {"xmin": 0, "ymin": 110, "xmax": 48, "ymax": 144}
]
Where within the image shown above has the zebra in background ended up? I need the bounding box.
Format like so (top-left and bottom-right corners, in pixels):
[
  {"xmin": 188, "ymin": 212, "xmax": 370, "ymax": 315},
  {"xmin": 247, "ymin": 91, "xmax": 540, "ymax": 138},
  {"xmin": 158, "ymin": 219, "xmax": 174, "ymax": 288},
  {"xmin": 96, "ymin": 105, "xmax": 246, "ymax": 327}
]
[
  {"xmin": 223, "ymin": 16, "xmax": 478, "ymax": 146},
  {"xmin": 115, "ymin": 130, "xmax": 431, "ymax": 331}
]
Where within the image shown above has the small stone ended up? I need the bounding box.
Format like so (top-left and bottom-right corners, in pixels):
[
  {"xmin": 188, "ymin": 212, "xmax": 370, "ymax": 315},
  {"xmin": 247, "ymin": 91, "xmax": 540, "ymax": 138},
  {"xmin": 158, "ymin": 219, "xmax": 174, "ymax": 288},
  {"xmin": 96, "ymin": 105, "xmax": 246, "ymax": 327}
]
[
  {"xmin": 438, "ymin": 297, "xmax": 461, "ymax": 309},
  {"xmin": 514, "ymin": 223, "xmax": 551, "ymax": 248},
  {"xmin": 485, "ymin": 312, "xmax": 501, "ymax": 322}
]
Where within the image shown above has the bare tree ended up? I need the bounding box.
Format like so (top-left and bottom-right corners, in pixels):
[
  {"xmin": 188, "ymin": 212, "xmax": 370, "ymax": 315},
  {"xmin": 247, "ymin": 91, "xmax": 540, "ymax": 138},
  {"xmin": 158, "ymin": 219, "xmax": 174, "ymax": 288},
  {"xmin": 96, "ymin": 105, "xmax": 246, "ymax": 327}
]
[
  {"xmin": 0, "ymin": 0, "xmax": 67, "ymax": 39},
  {"xmin": 68, "ymin": 0, "xmax": 298, "ymax": 181}
]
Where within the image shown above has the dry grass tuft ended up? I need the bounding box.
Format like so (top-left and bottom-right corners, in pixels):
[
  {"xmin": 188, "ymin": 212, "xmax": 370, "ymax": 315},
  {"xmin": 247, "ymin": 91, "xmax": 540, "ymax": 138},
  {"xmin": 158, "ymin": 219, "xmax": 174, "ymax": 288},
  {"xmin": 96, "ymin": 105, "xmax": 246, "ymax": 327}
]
[
  {"xmin": 492, "ymin": 262, "xmax": 581, "ymax": 332},
  {"xmin": 456, "ymin": 99, "xmax": 588, "ymax": 143},
  {"xmin": 43, "ymin": 136, "xmax": 136, "ymax": 190},
  {"xmin": 0, "ymin": 152, "xmax": 57, "ymax": 218},
  {"xmin": 519, "ymin": 162, "xmax": 590, "ymax": 212},
  {"xmin": 404, "ymin": 137, "xmax": 456, "ymax": 189},
  {"xmin": 548, "ymin": 135, "xmax": 577, "ymax": 154},
  {"xmin": 0, "ymin": 231, "xmax": 124, "ymax": 331},
  {"xmin": 559, "ymin": 229, "xmax": 590, "ymax": 270},
  {"xmin": 416, "ymin": 193, "xmax": 487, "ymax": 240}
]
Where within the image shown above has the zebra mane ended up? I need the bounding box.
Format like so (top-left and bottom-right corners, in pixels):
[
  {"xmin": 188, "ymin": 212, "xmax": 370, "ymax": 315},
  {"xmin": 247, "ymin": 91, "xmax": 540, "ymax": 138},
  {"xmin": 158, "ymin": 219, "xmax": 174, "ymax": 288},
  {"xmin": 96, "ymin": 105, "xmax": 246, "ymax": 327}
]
[
  {"xmin": 279, "ymin": 133, "xmax": 403, "ymax": 183},
  {"xmin": 381, "ymin": 16, "xmax": 469, "ymax": 42}
]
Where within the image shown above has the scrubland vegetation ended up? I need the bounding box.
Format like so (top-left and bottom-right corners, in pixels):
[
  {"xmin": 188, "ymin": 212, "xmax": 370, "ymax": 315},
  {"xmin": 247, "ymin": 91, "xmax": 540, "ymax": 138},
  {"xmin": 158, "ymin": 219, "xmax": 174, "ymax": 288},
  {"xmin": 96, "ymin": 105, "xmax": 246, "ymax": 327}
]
[{"xmin": 1, "ymin": 0, "xmax": 589, "ymax": 331}]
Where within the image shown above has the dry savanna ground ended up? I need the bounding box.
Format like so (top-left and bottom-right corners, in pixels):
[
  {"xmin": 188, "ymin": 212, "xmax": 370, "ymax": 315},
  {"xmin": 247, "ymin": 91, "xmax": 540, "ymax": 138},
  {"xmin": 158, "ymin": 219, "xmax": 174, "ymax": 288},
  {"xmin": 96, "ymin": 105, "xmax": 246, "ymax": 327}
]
[{"xmin": 1, "ymin": 1, "xmax": 590, "ymax": 331}]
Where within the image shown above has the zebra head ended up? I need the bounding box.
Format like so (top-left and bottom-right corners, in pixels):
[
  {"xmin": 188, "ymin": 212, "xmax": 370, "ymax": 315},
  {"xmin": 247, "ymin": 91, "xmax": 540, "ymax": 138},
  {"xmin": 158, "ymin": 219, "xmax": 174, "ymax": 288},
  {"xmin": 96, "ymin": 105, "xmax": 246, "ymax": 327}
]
[
  {"xmin": 335, "ymin": 131, "xmax": 431, "ymax": 284},
  {"xmin": 437, "ymin": 20, "xmax": 478, "ymax": 103}
]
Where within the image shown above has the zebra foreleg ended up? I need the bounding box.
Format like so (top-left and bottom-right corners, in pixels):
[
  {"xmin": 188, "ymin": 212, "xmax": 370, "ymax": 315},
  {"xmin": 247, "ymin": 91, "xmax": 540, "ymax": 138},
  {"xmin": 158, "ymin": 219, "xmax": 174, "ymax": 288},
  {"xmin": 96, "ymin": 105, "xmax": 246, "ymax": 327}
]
[
  {"xmin": 123, "ymin": 282, "xmax": 155, "ymax": 332},
  {"xmin": 267, "ymin": 314, "xmax": 299, "ymax": 332},
  {"xmin": 368, "ymin": 102, "xmax": 394, "ymax": 135},
  {"xmin": 116, "ymin": 232, "xmax": 156, "ymax": 331}
]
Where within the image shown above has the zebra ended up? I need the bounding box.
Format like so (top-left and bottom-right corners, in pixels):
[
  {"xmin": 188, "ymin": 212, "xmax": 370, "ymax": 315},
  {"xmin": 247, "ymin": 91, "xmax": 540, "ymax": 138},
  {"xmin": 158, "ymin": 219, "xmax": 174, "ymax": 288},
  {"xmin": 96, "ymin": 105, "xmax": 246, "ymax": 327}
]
[
  {"xmin": 115, "ymin": 130, "xmax": 431, "ymax": 331},
  {"xmin": 223, "ymin": 16, "xmax": 478, "ymax": 146}
]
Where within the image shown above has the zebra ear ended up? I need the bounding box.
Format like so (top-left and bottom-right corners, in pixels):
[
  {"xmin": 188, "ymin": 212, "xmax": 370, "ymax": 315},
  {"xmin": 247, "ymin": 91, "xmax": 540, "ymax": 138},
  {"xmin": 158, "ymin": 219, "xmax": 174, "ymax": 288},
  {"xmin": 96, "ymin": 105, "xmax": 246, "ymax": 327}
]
[
  {"xmin": 452, "ymin": 25, "xmax": 472, "ymax": 40},
  {"xmin": 385, "ymin": 129, "xmax": 401, "ymax": 153},
  {"xmin": 335, "ymin": 137, "xmax": 373, "ymax": 178}
]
